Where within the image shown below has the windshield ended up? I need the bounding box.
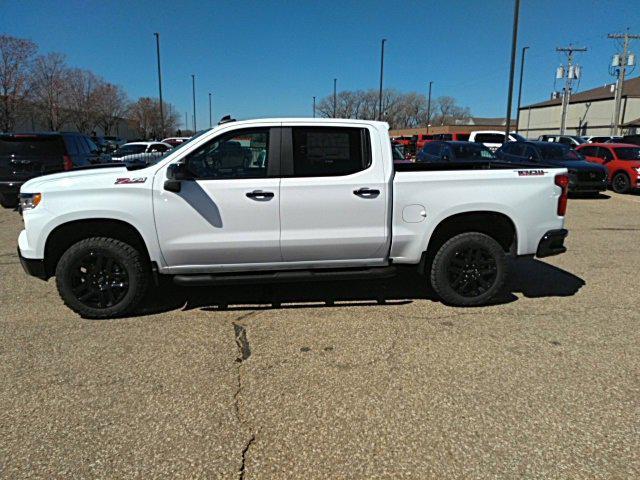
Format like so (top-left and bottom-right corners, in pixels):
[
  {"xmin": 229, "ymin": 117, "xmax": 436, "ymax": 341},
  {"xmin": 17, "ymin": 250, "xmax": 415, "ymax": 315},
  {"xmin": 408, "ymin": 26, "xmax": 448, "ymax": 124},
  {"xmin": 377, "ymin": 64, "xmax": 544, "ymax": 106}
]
[
  {"xmin": 452, "ymin": 143, "xmax": 496, "ymax": 160},
  {"xmin": 570, "ymin": 136, "xmax": 586, "ymax": 144},
  {"xmin": 539, "ymin": 144, "xmax": 582, "ymax": 161},
  {"xmin": 511, "ymin": 133, "xmax": 527, "ymax": 142},
  {"xmin": 614, "ymin": 147, "xmax": 640, "ymax": 160},
  {"xmin": 392, "ymin": 144, "xmax": 405, "ymax": 160}
]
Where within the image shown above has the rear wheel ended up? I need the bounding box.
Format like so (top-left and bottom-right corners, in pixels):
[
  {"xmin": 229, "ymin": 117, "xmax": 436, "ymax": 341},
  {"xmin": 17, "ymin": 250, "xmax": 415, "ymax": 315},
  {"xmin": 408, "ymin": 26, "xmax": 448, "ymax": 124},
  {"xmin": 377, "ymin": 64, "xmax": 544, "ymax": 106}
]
[
  {"xmin": 55, "ymin": 237, "xmax": 149, "ymax": 319},
  {"xmin": 430, "ymin": 232, "xmax": 506, "ymax": 306},
  {"xmin": 611, "ymin": 172, "xmax": 631, "ymax": 194}
]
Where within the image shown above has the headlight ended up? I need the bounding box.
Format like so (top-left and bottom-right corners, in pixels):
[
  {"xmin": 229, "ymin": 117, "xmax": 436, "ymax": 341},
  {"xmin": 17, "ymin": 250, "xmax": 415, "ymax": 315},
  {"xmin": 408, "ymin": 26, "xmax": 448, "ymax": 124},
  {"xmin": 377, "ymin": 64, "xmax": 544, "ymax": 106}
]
[{"xmin": 19, "ymin": 193, "xmax": 42, "ymax": 210}]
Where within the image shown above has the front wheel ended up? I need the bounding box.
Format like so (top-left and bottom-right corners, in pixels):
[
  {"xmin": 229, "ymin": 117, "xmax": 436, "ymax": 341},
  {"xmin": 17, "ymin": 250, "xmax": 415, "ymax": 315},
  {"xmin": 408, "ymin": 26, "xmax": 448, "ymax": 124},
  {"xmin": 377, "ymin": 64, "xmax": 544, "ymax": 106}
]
[
  {"xmin": 0, "ymin": 193, "xmax": 18, "ymax": 209},
  {"xmin": 430, "ymin": 232, "xmax": 507, "ymax": 307},
  {"xmin": 611, "ymin": 172, "xmax": 631, "ymax": 194},
  {"xmin": 55, "ymin": 237, "xmax": 149, "ymax": 319}
]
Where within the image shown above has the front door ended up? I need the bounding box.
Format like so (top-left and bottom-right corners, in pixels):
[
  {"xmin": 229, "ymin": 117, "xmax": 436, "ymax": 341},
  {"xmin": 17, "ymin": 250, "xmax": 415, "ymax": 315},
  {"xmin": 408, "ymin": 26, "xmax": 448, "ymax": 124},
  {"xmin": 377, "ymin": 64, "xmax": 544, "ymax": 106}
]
[
  {"xmin": 153, "ymin": 127, "xmax": 281, "ymax": 269},
  {"xmin": 279, "ymin": 125, "xmax": 389, "ymax": 263}
]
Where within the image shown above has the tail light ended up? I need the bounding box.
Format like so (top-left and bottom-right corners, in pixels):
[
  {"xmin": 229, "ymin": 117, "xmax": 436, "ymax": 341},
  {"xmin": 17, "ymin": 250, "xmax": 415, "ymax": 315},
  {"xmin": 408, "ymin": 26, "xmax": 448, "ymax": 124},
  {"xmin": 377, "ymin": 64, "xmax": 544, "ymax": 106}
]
[
  {"xmin": 555, "ymin": 174, "xmax": 569, "ymax": 216},
  {"xmin": 63, "ymin": 154, "xmax": 73, "ymax": 171}
]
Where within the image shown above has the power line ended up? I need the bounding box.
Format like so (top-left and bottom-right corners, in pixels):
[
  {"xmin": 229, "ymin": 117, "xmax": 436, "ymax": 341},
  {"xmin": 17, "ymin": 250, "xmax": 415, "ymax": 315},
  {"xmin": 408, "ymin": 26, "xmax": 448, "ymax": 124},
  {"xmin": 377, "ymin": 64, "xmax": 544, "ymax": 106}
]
[
  {"xmin": 555, "ymin": 45, "xmax": 587, "ymax": 135},
  {"xmin": 607, "ymin": 32, "xmax": 639, "ymax": 135}
]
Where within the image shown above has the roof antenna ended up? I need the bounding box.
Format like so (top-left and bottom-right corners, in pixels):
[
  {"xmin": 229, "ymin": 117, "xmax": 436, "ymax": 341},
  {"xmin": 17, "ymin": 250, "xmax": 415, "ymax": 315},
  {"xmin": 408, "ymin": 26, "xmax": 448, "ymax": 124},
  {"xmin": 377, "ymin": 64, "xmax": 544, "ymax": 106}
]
[{"xmin": 218, "ymin": 115, "xmax": 236, "ymax": 125}]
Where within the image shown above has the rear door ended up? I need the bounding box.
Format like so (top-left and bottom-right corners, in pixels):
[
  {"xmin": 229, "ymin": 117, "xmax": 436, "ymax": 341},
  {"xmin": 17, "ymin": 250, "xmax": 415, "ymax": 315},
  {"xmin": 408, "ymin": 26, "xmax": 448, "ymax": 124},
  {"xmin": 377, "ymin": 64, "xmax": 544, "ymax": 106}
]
[{"xmin": 279, "ymin": 124, "xmax": 389, "ymax": 263}]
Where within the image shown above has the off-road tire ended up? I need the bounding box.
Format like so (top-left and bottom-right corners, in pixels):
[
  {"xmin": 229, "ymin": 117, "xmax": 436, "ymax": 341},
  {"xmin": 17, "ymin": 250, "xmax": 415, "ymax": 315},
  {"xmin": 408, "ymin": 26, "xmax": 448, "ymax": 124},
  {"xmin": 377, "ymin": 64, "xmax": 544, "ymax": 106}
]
[
  {"xmin": 55, "ymin": 237, "xmax": 149, "ymax": 319},
  {"xmin": 430, "ymin": 232, "xmax": 507, "ymax": 307}
]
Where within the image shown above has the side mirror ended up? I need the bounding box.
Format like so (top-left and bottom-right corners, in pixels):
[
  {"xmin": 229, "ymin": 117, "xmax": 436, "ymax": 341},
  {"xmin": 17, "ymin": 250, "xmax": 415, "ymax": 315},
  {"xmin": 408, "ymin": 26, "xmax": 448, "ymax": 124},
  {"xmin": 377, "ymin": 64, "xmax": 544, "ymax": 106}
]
[{"xmin": 164, "ymin": 162, "xmax": 192, "ymax": 192}]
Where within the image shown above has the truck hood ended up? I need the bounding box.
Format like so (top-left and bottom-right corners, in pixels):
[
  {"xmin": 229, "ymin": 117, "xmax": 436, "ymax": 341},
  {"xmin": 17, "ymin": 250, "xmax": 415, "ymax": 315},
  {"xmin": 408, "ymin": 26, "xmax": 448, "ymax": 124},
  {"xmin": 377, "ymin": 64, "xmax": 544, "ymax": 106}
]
[{"xmin": 20, "ymin": 165, "xmax": 132, "ymax": 193}]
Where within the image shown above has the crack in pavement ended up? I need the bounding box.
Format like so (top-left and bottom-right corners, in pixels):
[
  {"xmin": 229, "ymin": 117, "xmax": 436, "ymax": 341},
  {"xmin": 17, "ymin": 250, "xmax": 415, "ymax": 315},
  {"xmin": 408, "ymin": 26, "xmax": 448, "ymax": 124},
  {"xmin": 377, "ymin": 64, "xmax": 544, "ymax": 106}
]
[{"xmin": 232, "ymin": 311, "xmax": 258, "ymax": 480}]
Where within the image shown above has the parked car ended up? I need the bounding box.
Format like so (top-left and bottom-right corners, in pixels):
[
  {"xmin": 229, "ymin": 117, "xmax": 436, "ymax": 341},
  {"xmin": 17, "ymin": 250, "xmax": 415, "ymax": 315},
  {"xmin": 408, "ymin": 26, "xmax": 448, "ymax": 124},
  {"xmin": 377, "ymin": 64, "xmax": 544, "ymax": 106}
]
[
  {"xmin": 92, "ymin": 136, "xmax": 126, "ymax": 153},
  {"xmin": 417, "ymin": 141, "xmax": 495, "ymax": 163},
  {"xmin": 496, "ymin": 141, "xmax": 607, "ymax": 194},
  {"xmin": 162, "ymin": 137, "xmax": 191, "ymax": 148},
  {"xmin": 619, "ymin": 134, "xmax": 640, "ymax": 146},
  {"xmin": 0, "ymin": 132, "xmax": 109, "ymax": 208},
  {"xmin": 538, "ymin": 134, "xmax": 586, "ymax": 148},
  {"xmin": 582, "ymin": 135, "xmax": 623, "ymax": 144},
  {"xmin": 576, "ymin": 143, "xmax": 640, "ymax": 193},
  {"xmin": 111, "ymin": 141, "xmax": 173, "ymax": 162},
  {"xmin": 17, "ymin": 118, "xmax": 569, "ymax": 318},
  {"xmin": 468, "ymin": 131, "xmax": 524, "ymax": 152}
]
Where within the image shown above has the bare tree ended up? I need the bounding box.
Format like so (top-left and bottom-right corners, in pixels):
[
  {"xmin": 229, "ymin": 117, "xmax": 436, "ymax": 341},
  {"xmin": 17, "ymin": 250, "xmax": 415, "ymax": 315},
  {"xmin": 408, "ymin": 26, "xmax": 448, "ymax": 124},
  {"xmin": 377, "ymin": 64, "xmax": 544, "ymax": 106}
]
[
  {"xmin": 93, "ymin": 82, "xmax": 129, "ymax": 135},
  {"xmin": 129, "ymin": 97, "xmax": 179, "ymax": 139},
  {"xmin": 0, "ymin": 35, "xmax": 37, "ymax": 132},
  {"xmin": 29, "ymin": 53, "xmax": 73, "ymax": 130},
  {"xmin": 432, "ymin": 96, "xmax": 471, "ymax": 126},
  {"xmin": 66, "ymin": 68, "xmax": 103, "ymax": 134}
]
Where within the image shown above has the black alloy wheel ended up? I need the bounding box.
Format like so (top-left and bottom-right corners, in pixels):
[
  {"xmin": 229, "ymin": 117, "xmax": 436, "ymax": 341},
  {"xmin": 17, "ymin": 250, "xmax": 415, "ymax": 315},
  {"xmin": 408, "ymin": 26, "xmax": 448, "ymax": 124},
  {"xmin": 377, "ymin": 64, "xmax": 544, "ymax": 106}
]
[
  {"xmin": 611, "ymin": 172, "xmax": 630, "ymax": 194},
  {"xmin": 69, "ymin": 251, "xmax": 129, "ymax": 309},
  {"xmin": 446, "ymin": 246, "xmax": 498, "ymax": 298}
]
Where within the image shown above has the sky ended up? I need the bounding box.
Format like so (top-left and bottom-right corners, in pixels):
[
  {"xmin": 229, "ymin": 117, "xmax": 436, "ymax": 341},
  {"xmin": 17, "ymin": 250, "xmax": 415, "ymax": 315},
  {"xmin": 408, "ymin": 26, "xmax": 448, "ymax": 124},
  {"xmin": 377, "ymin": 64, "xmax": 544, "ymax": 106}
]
[{"xmin": 2, "ymin": 0, "xmax": 640, "ymax": 129}]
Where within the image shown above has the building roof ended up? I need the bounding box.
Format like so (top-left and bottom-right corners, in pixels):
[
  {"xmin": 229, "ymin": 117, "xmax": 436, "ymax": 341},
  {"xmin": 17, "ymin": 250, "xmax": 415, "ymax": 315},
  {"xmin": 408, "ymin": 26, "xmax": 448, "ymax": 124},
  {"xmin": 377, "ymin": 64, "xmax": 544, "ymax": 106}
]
[{"xmin": 522, "ymin": 75, "xmax": 640, "ymax": 109}]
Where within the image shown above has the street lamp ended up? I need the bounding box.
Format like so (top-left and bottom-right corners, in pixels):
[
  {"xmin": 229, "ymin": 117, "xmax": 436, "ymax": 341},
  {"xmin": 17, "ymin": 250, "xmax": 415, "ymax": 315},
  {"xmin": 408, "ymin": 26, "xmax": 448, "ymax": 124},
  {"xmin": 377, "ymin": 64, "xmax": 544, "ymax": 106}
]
[
  {"xmin": 378, "ymin": 38, "xmax": 387, "ymax": 121},
  {"xmin": 333, "ymin": 78, "xmax": 337, "ymax": 118},
  {"xmin": 313, "ymin": 96, "xmax": 316, "ymax": 118},
  {"xmin": 426, "ymin": 81, "xmax": 433, "ymax": 134},
  {"xmin": 209, "ymin": 92, "xmax": 212, "ymax": 128},
  {"xmin": 504, "ymin": 0, "xmax": 521, "ymax": 140},
  {"xmin": 515, "ymin": 46, "xmax": 529, "ymax": 134},
  {"xmin": 191, "ymin": 74, "xmax": 196, "ymax": 132},
  {"xmin": 154, "ymin": 33, "xmax": 164, "ymax": 137}
]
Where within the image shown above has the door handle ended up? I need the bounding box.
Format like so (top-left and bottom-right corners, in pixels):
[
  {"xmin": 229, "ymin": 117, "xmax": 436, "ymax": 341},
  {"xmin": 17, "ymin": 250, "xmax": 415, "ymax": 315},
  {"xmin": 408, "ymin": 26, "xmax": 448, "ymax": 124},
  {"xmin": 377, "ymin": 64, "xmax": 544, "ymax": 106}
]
[
  {"xmin": 353, "ymin": 187, "xmax": 380, "ymax": 197},
  {"xmin": 246, "ymin": 190, "xmax": 274, "ymax": 199}
]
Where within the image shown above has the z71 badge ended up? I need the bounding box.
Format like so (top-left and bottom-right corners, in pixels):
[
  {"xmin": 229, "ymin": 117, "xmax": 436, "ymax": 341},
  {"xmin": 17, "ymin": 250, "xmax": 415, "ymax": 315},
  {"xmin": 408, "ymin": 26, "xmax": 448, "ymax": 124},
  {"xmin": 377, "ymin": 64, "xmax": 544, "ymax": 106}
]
[
  {"xmin": 517, "ymin": 170, "xmax": 545, "ymax": 176},
  {"xmin": 115, "ymin": 177, "xmax": 147, "ymax": 184}
]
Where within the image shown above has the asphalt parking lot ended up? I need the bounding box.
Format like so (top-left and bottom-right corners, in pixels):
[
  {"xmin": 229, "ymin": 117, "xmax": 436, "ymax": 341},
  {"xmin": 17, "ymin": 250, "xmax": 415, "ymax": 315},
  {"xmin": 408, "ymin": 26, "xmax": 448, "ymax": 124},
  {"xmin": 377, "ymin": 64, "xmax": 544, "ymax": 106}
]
[{"xmin": 1, "ymin": 193, "xmax": 639, "ymax": 479}]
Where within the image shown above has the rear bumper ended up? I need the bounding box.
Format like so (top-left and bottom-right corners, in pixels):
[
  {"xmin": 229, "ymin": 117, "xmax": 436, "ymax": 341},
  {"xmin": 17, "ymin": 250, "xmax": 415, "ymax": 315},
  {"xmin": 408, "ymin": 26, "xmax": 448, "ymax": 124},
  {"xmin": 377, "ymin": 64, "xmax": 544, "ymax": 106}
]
[
  {"xmin": 17, "ymin": 246, "xmax": 48, "ymax": 280},
  {"xmin": 536, "ymin": 229, "xmax": 568, "ymax": 258}
]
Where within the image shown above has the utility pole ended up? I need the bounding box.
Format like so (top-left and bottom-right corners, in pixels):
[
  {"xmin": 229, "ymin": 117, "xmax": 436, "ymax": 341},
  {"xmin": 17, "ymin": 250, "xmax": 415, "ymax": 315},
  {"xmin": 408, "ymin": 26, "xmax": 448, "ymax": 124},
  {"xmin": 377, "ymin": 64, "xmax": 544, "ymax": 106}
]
[
  {"xmin": 504, "ymin": 0, "xmax": 520, "ymax": 142},
  {"xmin": 208, "ymin": 92, "xmax": 212, "ymax": 128},
  {"xmin": 378, "ymin": 38, "xmax": 387, "ymax": 121},
  {"xmin": 185, "ymin": 112, "xmax": 188, "ymax": 132},
  {"xmin": 333, "ymin": 78, "xmax": 337, "ymax": 118},
  {"xmin": 608, "ymin": 32, "xmax": 639, "ymax": 135},
  {"xmin": 555, "ymin": 45, "xmax": 587, "ymax": 135},
  {"xmin": 426, "ymin": 81, "xmax": 433, "ymax": 134},
  {"xmin": 154, "ymin": 33, "xmax": 164, "ymax": 137},
  {"xmin": 515, "ymin": 46, "xmax": 529, "ymax": 134},
  {"xmin": 191, "ymin": 74, "xmax": 196, "ymax": 132},
  {"xmin": 313, "ymin": 96, "xmax": 316, "ymax": 118}
]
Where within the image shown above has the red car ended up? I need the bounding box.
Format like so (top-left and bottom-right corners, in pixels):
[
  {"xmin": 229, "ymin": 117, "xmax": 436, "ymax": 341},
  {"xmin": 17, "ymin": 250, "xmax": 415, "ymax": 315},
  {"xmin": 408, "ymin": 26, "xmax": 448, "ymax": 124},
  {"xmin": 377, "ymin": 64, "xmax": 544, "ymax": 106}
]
[{"xmin": 576, "ymin": 143, "xmax": 640, "ymax": 194}]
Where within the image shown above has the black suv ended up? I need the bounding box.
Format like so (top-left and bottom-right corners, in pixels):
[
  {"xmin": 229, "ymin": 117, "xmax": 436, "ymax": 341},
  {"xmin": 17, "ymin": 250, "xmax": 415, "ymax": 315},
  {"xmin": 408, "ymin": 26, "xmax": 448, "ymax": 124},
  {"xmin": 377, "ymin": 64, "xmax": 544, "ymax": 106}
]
[
  {"xmin": 496, "ymin": 141, "xmax": 607, "ymax": 194},
  {"xmin": 0, "ymin": 132, "xmax": 109, "ymax": 208}
]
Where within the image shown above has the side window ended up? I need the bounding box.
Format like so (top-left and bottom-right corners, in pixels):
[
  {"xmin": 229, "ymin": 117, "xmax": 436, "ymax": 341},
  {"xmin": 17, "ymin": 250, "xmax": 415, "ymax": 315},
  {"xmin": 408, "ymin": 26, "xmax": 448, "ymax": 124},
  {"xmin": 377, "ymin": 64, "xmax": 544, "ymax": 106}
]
[
  {"xmin": 291, "ymin": 127, "xmax": 370, "ymax": 177},
  {"xmin": 63, "ymin": 135, "xmax": 79, "ymax": 155},
  {"xmin": 424, "ymin": 142, "xmax": 442, "ymax": 156},
  {"xmin": 598, "ymin": 147, "xmax": 613, "ymax": 161},
  {"xmin": 186, "ymin": 128, "xmax": 270, "ymax": 179},
  {"xmin": 580, "ymin": 146, "xmax": 597, "ymax": 157},
  {"xmin": 558, "ymin": 137, "xmax": 573, "ymax": 146},
  {"xmin": 475, "ymin": 133, "xmax": 505, "ymax": 144}
]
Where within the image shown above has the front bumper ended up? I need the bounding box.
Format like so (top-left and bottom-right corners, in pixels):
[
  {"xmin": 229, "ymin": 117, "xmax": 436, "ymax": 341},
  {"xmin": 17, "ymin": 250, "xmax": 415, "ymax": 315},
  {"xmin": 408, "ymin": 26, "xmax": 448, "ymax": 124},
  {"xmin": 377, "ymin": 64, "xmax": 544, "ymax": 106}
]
[
  {"xmin": 536, "ymin": 229, "xmax": 568, "ymax": 258},
  {"xmin": 17, "ymin": 246, "xmax": 48, "ymax": 280}
]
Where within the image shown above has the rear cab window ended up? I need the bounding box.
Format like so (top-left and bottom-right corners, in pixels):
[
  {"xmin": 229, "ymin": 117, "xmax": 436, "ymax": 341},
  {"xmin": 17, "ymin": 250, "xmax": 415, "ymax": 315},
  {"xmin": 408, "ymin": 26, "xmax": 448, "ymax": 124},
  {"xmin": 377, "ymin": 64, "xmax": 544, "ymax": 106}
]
[
  {"xmin": 289, "ymin": 127, "xmax": 371, "ymax": 177},
  {"xmin": 0, "ymin": 135, "xmax": 66, "ymax": 157}
]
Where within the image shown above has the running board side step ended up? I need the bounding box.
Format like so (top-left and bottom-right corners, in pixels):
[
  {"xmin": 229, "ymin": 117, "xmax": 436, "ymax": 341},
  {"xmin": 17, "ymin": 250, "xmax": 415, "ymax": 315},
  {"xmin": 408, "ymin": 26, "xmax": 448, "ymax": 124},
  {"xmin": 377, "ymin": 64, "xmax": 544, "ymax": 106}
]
[{"xmin": 173, "ymin": 266, "xmax": 397, "ymax": 286}]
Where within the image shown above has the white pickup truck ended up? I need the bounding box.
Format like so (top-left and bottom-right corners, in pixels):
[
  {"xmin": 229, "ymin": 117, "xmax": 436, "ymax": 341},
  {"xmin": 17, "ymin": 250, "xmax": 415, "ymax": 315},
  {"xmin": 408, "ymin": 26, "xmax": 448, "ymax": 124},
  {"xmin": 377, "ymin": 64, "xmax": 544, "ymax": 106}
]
[{"xmin": 17, "ymin": 118, "xmax": 570, "ymax": 318}]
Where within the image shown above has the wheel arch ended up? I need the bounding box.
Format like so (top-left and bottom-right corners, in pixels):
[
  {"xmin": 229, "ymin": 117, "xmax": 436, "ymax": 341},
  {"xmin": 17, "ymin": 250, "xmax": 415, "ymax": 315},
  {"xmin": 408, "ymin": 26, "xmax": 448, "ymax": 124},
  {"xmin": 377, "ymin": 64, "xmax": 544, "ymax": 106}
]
[
  {"xmin": 44, "ymin": 218, "xmax": 151, "ymax": 278},
  {"xmin": 423, "ymin": 211, "xmax": 517, "ymax": 267}
]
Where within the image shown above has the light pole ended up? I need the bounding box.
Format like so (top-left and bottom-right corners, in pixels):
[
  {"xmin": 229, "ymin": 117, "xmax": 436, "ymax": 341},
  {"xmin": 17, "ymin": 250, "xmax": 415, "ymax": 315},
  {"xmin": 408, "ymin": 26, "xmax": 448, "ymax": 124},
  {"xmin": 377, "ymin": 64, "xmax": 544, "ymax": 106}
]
[
  {"xmin": 154, "ymin": 33, "xmax": 164, "ymax": 137},
  {"xmin": 313, "ymin": 96, "xmax": 316, "ymax": 118},
  {"xmin": 208, "ymin": 92, "xmax": 212, "ymax": 128},
  {"xmin": 333, "ymin": 78, "xmax": 337, "ymax": 118},
  {"xmin": 515, "ymin": 46, "xmax": 529, "ymax": 134},
  {"xmin": 191, "ymin": 74, "xmax": 196, "ymax": 132},
  {"xmin": 426, "ymin": 81, "xmax": 433, "ymax": 134},
  {"xmin": 378, "ymin": 38, "xmax": 387, "ymax": 121},
  {"xmin": 504, "ymin": 0, "xmax": 520, "ymax": 141}
]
